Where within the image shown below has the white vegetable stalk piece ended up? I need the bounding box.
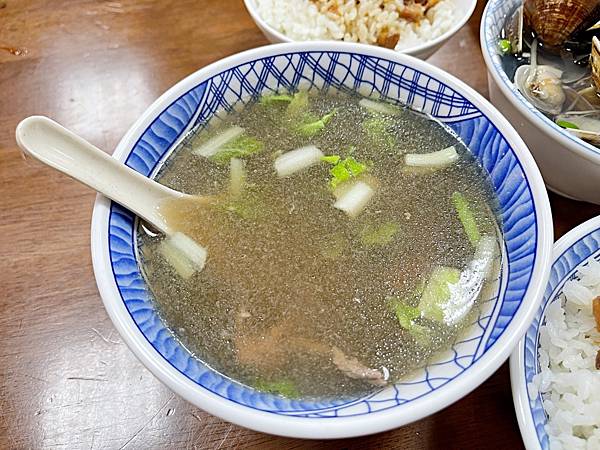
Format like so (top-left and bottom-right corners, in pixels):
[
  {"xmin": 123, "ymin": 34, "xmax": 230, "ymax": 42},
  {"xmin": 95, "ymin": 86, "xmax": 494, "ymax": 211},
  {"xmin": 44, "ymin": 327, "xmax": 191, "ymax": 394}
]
[
  {"xmin": 359, "ymin": 98, "xmax": 399, "ymax": 115},
  {"xmin": 158, "ymin": 232, "xmax": 207, "ymax": 279},
  {"xmin": 229, "ymin": 157, "xmax": 245, "ymax": 197},
  {"xmin": 405, "ymin": 146, "xmax": 459, "ymax": 168},
  {"xmin": 333, "ymin": 181, "xmax": 375, "ymax": 218},
  {"xmin": 442, "ymin": 235, "xmax": 497, "ymax": 325},
  {"xmin": 274, "ymin": 145, "xmax": 324, "ymax": 177},
  {"xmin": 193, "ymin": 126, "xmax": 245, "ymax": 158}
]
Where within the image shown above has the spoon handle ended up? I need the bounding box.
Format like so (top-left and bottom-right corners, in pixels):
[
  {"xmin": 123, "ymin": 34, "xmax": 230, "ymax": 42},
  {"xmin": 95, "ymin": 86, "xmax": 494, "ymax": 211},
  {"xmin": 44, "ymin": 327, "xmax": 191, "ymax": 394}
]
[{"xmin": 16, "ymin": 116, "xmax": 181, "ymax": 234}]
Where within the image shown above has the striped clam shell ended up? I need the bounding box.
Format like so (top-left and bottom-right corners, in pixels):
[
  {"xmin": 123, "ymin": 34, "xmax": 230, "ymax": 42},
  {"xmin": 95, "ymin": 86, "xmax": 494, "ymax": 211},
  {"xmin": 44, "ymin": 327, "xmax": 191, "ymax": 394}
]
[
  {"xmin": 592, "ymin": 35, "xmax": 600, "ymax": 92},
  {"xmin": 523, "ymin": 0, "xmax": 600, "ymax": 49}
]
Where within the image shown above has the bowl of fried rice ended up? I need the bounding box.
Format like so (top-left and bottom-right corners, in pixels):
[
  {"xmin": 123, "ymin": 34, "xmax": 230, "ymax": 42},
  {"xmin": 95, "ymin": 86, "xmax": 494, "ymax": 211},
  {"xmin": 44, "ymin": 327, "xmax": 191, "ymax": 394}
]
[{"xmin": 244, "ymin": 0, "xmax": 477, "ymax": 59}]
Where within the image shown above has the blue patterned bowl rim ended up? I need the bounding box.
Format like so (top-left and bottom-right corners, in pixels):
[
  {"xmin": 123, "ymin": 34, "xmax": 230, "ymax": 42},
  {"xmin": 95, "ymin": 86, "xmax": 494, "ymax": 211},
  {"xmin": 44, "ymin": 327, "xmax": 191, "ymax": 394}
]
[
  {"xmin": 480, "ymin": 0, "xmax": 600, "ymax": 163},
  {"xmin": 91, "ymin": 42, "xmax": 553, "ymax": 438},
  {"xmin": 510, "ymin": 215, "xmax": 600, "ymax": 450}
]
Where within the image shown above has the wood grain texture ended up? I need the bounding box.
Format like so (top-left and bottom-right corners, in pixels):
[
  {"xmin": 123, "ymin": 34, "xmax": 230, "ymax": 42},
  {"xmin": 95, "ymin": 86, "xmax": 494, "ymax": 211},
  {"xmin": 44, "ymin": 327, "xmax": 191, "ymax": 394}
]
[{"xmin": 1, "ymin": 1, "xmax": 600, "ymax": 449}]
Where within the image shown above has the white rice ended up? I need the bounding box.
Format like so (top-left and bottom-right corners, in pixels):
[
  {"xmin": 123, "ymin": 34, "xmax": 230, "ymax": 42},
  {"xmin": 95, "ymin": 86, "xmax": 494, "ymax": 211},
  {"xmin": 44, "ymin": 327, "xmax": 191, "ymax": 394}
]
[
  {"xmin": 254, "ymin": 0, "xmax": 456, "ymax": 51},
  {"xmin": 531, "ymin": 258, "xmax": 600, "ymax": 450}
]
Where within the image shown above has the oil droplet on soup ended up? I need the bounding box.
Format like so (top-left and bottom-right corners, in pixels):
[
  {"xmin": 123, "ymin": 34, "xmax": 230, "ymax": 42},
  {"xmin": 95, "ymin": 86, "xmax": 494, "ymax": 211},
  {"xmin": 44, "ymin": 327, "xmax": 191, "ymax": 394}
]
[{"xmin": 137, "ymin": 90, "xmax": 502, "ymax": 400}]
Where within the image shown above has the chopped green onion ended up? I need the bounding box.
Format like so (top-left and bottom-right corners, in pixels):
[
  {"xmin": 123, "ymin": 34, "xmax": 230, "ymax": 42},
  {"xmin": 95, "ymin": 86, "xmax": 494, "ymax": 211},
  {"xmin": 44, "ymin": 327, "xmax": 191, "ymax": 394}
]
[
  {"xmin": 193, "ymin": 126, "xmax": 245, "ymax": 158},
  {"xmin": 363, "ymin": 117, "xmax": 396, "ymax": 147},
  {"xmin": 321, "ymin": 155, "xmax": 341, "ymax": 164},
  {"xmin": 286, "ymin": 91, "xmax": 309, "ymax": 117},
  {"xmin": 451, "ymin": 192, "xmax": 481, "ymax": 247},
  {"xmin": 254, "ymin": 379, "xmax": 299, "ymax": 398},
  {"xmin": 418, "ymin": 266, "xmax": 461, "ymax": 322},
  {"xmin": 360, "ymin": 222, "xmax": 399, "ymax": 247},
  {"xmin": 556, "ymin": 120, "xmax": 580, "ymax": 129},
  {"xmin": 329, "ymin": 157, "xmax": 368, "ymax": 189},
  {"xmin": 344, "ymin": 157, "xmax": 367, "ymax": 177},
  {"xmin": 394, "ymin": 301, "xmax": 420, "ymax": 329},
  {"xmin": 498, "ymin": 39, "xmax": 512, "ymax": 55},
  {"xmin": 209, "ymin": 136, "xmax": 263, "ymax": 165},
  {"xmin": 409, "ymin": 323, "xmax": 433, "ymax": 347},
  {"xmin": 387, "ymin": 297, "xmax": 431, "ymax": 346},
  {"xmin": 330, "ymin": 162, "xmax": 352, "ymax": 185},
  {"xmin": 296, "ymin": 110, "xmax": 336, "ymax": 137},
  {"xmin": 259, "ymin": 93, "xmax": 294, "ymax": 105}
]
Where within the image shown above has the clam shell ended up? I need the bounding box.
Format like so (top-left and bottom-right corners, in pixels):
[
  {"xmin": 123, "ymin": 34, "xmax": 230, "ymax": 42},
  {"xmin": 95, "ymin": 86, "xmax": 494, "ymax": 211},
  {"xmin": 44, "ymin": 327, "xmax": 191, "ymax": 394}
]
[
  {"xmin": 514, "ymin": 64, "xmax": 566, "ymax": 114},
  {"xmin": 524, "ymin": 0, "xmax": 600, "ymax": 49},
  {"xmin": 556, "ymin": 111, "xmax": 600, "ymax": 145},
  {"xmin": 567, "ymin": 127, "xmax": 600, "ymax": 145},
  {"xmin": 592, "ymin": 36, "xmax": 600, "ymax": 92}
]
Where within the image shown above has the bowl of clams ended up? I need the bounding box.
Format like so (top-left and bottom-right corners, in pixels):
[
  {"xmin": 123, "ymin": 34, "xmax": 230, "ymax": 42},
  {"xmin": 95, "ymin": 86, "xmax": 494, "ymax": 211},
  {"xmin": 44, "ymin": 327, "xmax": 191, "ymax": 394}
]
[{"xmin": 481, "ymin": 0, "xmax": 600, "ymax": 205}]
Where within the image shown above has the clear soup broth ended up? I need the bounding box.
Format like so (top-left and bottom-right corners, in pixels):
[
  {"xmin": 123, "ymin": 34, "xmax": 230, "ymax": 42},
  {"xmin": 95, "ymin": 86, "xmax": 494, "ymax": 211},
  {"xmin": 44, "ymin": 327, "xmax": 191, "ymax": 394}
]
[{"xmin": 137, "ymin": 90, "xmax": 502, "ymax": 400}]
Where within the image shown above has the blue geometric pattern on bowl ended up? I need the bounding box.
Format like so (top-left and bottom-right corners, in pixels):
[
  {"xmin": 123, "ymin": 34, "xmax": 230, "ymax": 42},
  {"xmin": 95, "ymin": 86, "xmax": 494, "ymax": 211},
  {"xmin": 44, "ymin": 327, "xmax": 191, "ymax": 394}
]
[
  {"xmin": 482, "ymin": 0, "xmax": 600, "ymax": 158},
  {"xmin": 521, "ymin": 229, "xmax": 600, "ymax": 449},
  {"xmin": 108, "ymin": 50, "xmax": 538, "ymax": 416}
]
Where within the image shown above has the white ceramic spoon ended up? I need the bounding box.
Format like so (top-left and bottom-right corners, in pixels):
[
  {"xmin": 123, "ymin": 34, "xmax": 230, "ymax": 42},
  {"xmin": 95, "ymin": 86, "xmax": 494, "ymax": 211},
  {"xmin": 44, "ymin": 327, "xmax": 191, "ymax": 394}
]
[{"xmin": 16, "ymin": 115, "xmax": 193, "ymax": 235}]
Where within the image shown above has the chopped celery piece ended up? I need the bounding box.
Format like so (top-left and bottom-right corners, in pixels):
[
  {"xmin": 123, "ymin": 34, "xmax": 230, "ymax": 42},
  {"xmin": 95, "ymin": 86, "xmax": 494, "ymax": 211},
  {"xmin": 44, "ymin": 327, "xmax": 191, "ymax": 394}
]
[
  {"xmin": 222, "ymin": 199, "xmax": 261, "ymax": 220},
  {"xmin": 320, "ymin": 233, "xmax": 347, "ymax": 260},
  {"xmin": 498, "ymin": 39, "xmax": 512, "ymax": 55},
  {"xmin": 451, "ymin": 192, "xmax": 481, "ymax": 247},
  {"xmin": 158, "ymin": 240, "xmax": 195, "ymax": 279},
  {"xmin": 274, "ymin": 145, "xmax": 324, "ymax": 177},
  {"xmin": 259, "ymin": 93, "xmax": 293, "ymax": 105},
  {"xmin": 255, "ymin": 379, "xmax": 299, "ymax": 398},
  {"xmin": 219, "ymin": 189, "xmax": 268, "ymax": 221},
  {"xmin": 321, "ymin": 155, "xmax": 341, "ymax": 164},
  {"xmin": 229, "ymin": 158, "xmax": 245, "ymax": 198},
  {"xmin": 363, "ymin": 117, "xmax": 396, "ymax": 147},
  {"xmin": 330, "ymin": 162, "xmax": 351, "ymax": 185},
  {"xmin": 359, "ymin": 98, "xmax": 400, "ymax": 115},
  {"xmin": 409, "ymin": 323, "xmax": 433, "ymax": 347},
  {"xmin": 296, "ymin": 110, "xmax": 336, "ymax": 137},
  {"xmin": 329, "ymin": 157, "xmax": 368, "ymax": 188},
  {"xmin": 436, "ymin": 235, "xmax": 497, "ymax": 326},
  {"xmin": 333, "ymin": 181, "xmax": 375, "ymax": 218},
  {"xmin": 286, "ymin": 91, "xmax": 309, "ymax": 117},
  {"xmin": 193, "ymin": 126, "xmax": 245, "ymax": 158},
  {"xmin": 556, "ymin": 120, "xmax": 579, "ymax": 129},
  {"xmin": 344, "ymin": 157, "xmax": 367, "ymax": 177},
  {"xmin": 209, "ymin": 136, "xmax": 263, "ymax": 165},
  {"xmin": 360, "ymin": 222, "xmax": 399, "ymax": 247},
  {"xmin": 404, "ymin": 146, "xmax": 459, "ymax": 168},
  {"xmin": 387, "ymin": 297, "xmax": 431, "ymax": 346},
  {"xmin": 158, "ymin": 232, "xmax": 207, "ymax": 279},
  {"xmin": 394, "ymin": 302, "xmax": 420, "ymax": 329},
  {"xmin": 418, "ymin": 266, "xmax": 461, "ymax": 322}
]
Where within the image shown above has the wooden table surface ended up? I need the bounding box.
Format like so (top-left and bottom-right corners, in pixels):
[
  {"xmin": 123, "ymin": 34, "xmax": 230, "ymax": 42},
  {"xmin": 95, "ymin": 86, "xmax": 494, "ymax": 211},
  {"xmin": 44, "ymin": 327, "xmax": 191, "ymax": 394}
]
[{"xmin": 2, "ymin": 1, "xmax": 600, "ymax": 449}]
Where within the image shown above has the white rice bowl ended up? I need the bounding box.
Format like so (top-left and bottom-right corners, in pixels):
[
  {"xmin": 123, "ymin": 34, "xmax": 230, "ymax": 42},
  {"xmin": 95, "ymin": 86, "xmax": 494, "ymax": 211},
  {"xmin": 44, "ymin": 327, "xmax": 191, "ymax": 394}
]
[
  {"xmin": 531, "ymin": 258, "xmax": 600, "ymax": 450},
  {"xmin": 253, "ymin": 0, "xmax": 456, "ymax": 51}
]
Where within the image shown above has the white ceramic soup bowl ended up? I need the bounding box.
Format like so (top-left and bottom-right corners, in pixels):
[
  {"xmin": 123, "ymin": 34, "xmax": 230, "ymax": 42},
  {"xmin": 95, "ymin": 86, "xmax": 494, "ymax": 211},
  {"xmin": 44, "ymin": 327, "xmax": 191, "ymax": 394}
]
[
  {"xmin": 510, "ymin": 215, "xmax": 600, "ymax": 450},
  {"xmin": 481, "ymin": 0, "xmax": 600, "ymax": 205},
  {"xmin": 243, "ymin": 0, "xmax": 477, "ymax": 60},
  {"xmin": 92, "ymin": 41, "xmax": 553, "ymax": 438}
]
